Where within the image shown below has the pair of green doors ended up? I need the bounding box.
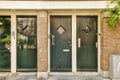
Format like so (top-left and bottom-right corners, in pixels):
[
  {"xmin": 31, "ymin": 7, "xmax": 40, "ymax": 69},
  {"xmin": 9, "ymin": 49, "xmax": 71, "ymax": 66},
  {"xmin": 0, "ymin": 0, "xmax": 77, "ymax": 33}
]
[{"xmin": 50, "ymin": 16, "xmax": 98, "ymax": 72}]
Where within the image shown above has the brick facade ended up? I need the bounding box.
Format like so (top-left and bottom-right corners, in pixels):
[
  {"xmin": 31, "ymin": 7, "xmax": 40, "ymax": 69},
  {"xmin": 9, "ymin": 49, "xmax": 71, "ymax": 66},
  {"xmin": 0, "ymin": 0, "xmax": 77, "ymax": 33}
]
[
  {"xmin": 102, "ymin": 18, "xmax": 120, "ymax": 71},
  {"xmin": 37, "ymin": 11, "xmax": 48, "ymax": 72},
  {"xmin": 36, "ymin": 14, "xmax": 116, "ymax": 72},
  {"xmin": 36, "ymin": 12, "xmax": 120, "ymax": 74}
]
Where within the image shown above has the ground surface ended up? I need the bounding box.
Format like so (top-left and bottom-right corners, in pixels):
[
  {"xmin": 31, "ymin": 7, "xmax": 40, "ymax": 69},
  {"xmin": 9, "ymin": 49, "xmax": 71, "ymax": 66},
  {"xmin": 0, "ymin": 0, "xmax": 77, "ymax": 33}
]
[
  {"xmin": 48, "ymin": 75, "xmax": 103, "ymax": 80},
  {"xmin": 0, "ymin": 75, "xmax": 109, "ymax": 80}
]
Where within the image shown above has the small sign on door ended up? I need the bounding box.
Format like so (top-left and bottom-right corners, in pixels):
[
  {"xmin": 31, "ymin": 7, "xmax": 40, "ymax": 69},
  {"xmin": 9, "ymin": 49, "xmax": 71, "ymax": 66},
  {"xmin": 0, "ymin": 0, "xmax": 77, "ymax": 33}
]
[{"xmin": 63, "ymin": 49, "xmax": 70, "ymax": 52}]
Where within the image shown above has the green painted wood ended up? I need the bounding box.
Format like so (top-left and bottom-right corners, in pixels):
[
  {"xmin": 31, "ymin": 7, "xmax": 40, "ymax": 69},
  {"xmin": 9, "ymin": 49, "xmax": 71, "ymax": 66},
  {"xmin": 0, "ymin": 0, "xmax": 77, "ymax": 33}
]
[
  {"xmin": 0, "ymin": 43, "xmax": 10, "ymax": 70},
  {"xmin": 50, "ymin": 16, "xmax": 72, "ymax": 72},
  {"xmin": 77, "ymin": 16, "xmax": 98, "ymax": 71},
  {"xmin": 17, "ymin": 16, "xmax": 37, "ymax": 71}
]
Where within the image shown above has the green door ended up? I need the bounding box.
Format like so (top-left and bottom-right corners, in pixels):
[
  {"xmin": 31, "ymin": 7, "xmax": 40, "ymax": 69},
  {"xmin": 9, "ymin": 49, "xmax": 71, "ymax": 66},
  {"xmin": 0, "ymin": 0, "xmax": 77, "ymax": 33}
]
[
  {"xmin": 77, "ymin": 16, "xmax": 98, "ymax": 72},
  {"xmin": 17, "ymin": 16, "xmax": 37, "ymax": 71},
  {"xmin": 0, "ymin": 16, "xmax": 11, "ymax": 71},
  {"xmin": 50, "ymin": 16, "xmax": 72, "ymax": 72}
]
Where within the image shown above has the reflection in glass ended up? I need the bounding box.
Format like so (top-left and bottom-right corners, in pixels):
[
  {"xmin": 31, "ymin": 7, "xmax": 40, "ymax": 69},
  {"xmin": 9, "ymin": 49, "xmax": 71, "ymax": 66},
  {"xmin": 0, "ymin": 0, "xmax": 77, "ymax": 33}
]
[
  {"xmin": 17, "ymin": 16, "xmax": 37, "ymax": 71},
  {"xmin": 0, "ymin": 16, "xmax": 11, "ymax": 71}
]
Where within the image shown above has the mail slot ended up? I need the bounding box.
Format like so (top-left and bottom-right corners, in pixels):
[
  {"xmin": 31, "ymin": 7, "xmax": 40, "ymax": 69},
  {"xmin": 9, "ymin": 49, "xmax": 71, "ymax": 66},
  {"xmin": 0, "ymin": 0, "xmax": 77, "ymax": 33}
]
[{"xmin": 63, "ymin": 49, "xmax": 70, "ymax": 52}]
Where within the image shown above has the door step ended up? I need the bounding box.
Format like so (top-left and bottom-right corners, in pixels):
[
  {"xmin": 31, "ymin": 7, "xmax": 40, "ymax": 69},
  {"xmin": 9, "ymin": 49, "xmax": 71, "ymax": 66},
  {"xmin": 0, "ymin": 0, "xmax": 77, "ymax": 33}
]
[
  {"xmin": 48, "ymin": 75, "xmax": 103, "ymax": 80},
  {"xmin": 6, "ymin": 75, "xmax": 37, "ymax": 80}
]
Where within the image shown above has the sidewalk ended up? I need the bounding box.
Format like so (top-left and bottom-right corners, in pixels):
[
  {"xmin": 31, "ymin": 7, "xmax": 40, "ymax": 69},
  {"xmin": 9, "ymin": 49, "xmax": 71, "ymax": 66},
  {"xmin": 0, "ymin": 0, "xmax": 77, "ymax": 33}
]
[
  {"xmin": 48, "ymin": 75, "xmax": 103, "ymax": 80},
  {"xmin": 0, "ymin": 75, "xmax": 108, "ymax": 80},
  {"xmin": 6, "ymin": 75, "xmax": 37, "ymax": 80}
]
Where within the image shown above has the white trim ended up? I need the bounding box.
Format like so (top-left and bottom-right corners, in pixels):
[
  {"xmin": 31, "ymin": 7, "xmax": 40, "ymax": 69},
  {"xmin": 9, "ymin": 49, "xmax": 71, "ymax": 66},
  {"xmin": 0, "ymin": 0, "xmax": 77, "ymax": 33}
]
[
  {"xmin": 72, "ymin": 14, "xmax": 77, "ymax": 72},
  {"xmin": 48, "ymin": 10, "xmax": 101, "ymax": 74},
  {"xmin": 11, "ymin": 10, "xmax": 17, "ymax": 73},
  {"xmin": 0, "ymin": 10, "xmax": 38, "ymax": 15},
  {"xmin": 48, "ymin": 14, "xmax": 50, "ymax": 73},
  {"xmin": 98, "ymin": 14, "xmax": 101, "ymax": 73},
  {"xmin": 0, "ymin": 1, "xmax": 114, "ymax": 9},
  {"xmin": 0, "ymin": 10, "xmax": 11, "ymax": 15}
]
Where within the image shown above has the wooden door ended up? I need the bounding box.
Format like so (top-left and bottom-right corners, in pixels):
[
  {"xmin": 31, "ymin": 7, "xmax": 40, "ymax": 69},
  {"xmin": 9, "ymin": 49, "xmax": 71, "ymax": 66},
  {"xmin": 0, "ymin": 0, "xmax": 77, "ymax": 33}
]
[
  {"xmin": 50, "ymin": 16, "xmax": 72, "ymax": 72},
  {"xmin": 77, "ymin": 16, "xmax": 98, "ymax": 71}
]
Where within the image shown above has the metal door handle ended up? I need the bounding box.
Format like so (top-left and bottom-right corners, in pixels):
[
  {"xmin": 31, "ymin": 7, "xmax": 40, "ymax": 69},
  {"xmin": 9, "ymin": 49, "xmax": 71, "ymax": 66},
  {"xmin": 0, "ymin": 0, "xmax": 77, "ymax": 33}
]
[
  {"xmin": 96, "ymin": 42, "xmax": 98, "ymax": 48},
  {"xmin": 78, "ymin": 38, "xmax": 81, "ymax": 48},
  {"xmin": 52, "ymin": 35, "xmax": 55, "ymax": 45}
]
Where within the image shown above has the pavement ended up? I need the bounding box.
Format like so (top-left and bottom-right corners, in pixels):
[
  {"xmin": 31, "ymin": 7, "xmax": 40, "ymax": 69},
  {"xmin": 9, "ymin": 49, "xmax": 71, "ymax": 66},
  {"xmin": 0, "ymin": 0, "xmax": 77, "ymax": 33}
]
[
  {"xmin": 48, "ymin": 75, "xmax": 103, "ymax": 80},
  {"xmin": 0, "ymin": 75, "xmax": 109, "ymax": 80},
  {"xmin": 0, "ymin": 75, "xmax": 37, "ymax": 80}
]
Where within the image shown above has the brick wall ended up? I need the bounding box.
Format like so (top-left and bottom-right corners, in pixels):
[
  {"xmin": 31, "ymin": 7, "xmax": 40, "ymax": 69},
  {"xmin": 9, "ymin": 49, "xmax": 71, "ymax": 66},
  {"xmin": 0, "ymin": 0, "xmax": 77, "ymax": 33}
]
[
  {"xmin": 37, "ymin": 11, "xmax": 48, "ymax": 72},
  {"xmin": 102, "ymin": 18, "xmax": 120, "ymax": 71},
  {"xmin": 36, "ymin": 13, "xmax": 120, "ymax": 72}
]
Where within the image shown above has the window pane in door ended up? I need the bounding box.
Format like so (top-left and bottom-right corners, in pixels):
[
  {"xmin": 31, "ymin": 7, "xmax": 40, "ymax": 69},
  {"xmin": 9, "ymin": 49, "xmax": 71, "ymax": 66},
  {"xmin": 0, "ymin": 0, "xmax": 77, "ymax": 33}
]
[
  {"xmin": 17, "ymin": 16, "xmax": 37, "ymax": 71},
  {"xmin": 0, "ymin": 16, "xmax": 11, "ymax": 71}
]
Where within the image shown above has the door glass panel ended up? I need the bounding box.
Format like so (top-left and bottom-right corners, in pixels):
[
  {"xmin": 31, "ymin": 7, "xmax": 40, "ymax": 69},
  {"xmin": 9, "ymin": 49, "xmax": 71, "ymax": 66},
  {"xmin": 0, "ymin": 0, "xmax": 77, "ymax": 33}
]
[
  {"xmin": 56, "ymin": 25, "xmax": 66, "ymax": 35},
  {"xmin": 17, "ymin": 16, "xmax": 37, "ymax": 71},
  {"xmin": 0, "ymin": 16, "xmax": 11, "ymax": 71}
]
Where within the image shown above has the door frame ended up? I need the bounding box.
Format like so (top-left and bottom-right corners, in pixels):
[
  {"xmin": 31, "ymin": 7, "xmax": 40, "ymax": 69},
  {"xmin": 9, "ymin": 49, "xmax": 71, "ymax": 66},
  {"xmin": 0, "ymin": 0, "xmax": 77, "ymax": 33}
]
[{"xmin": 48, "ymin": 10, "xmax": 101, "ymax": 75}]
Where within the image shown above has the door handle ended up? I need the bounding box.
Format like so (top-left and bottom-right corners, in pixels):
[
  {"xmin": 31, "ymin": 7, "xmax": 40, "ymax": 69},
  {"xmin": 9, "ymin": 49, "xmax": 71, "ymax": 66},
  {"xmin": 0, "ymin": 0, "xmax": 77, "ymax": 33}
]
[
  {"xmin": 78, "ymin": 38, "xmax": 81, "ymax": 48},
  {"xmin": 52, "ymin": 35, "xmax": 55, "ymax": 45},
  {"xmin": 96, "ymin": 42, "xmax": 98, "ymax": 48}
]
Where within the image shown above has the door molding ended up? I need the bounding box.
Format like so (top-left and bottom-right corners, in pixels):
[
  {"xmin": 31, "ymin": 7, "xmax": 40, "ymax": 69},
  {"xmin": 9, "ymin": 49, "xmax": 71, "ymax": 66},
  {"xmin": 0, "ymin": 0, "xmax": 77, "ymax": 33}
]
[{"xmin": 48, "ymin": 10, "xmax": 101, "ymax": 74}]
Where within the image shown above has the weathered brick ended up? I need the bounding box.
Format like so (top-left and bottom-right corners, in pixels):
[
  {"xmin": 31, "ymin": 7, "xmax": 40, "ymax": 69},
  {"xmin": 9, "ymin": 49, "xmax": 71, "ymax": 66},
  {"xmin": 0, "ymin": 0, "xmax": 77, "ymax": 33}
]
[{"xmin": 37, "ymin": 11, "xmax": 48, "ymax": 72}]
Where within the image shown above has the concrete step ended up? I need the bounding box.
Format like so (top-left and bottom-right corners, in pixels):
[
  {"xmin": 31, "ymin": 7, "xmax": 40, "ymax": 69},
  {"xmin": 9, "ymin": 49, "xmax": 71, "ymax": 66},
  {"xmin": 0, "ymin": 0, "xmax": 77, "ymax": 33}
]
[
  {"xmin": 6, "ymin": 75, "xmax": 37, "ymax": 80},
  {"xmin": 0, "ymin": 75, "xmax": 110, "ymax": 80},
  {"xmin": 48, "ymin": 75, "xmax": 103, "ymax": 80}
]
